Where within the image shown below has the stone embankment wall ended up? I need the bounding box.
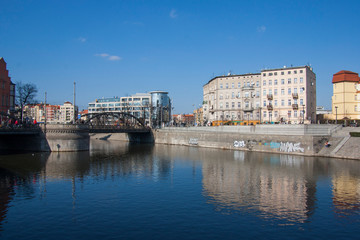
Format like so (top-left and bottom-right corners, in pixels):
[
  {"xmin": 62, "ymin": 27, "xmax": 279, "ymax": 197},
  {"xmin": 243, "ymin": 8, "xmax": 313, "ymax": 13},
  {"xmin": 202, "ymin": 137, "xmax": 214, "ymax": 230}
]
[
  {"xmin": 41, "ymin": 124, "xmax": 90, "ymax": 152},
  {"xmin": 152, "ymin": 125, "xmax": 353, "ymax": 158}
]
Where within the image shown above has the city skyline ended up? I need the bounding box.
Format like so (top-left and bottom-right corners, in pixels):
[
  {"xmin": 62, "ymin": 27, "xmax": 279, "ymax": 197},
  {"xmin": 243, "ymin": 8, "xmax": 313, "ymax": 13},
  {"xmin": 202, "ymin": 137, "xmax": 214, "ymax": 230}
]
[{"xmin": 1, "ymin": 0, "xmax": 359, "ymax": 113}]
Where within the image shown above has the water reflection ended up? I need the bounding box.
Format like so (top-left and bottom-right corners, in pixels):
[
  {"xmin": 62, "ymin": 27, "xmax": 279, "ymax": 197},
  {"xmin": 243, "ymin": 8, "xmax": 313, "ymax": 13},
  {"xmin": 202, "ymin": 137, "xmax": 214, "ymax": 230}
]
[
  {"xmin": 0, "ymin": 141, "xmax": 359, "ymax": 231},
  {"xmin": 331, "ymin": 160, "xmax": 360, "ymax": 216}
]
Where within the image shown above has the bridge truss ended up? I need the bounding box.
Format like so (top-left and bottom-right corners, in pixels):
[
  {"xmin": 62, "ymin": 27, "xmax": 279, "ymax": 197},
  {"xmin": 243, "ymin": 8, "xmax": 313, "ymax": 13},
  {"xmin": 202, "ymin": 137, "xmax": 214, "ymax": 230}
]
[{"xmin": 83, "ymin": 112, "xmax": 150, "ymax": 132}]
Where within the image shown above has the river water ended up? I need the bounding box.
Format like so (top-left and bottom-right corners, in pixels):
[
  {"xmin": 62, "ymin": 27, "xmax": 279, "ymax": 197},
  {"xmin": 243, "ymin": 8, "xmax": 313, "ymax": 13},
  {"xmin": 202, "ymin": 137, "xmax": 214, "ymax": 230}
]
[{"xmin": 0, "ymin": 140, "xmax": 359, "ymax": 240}]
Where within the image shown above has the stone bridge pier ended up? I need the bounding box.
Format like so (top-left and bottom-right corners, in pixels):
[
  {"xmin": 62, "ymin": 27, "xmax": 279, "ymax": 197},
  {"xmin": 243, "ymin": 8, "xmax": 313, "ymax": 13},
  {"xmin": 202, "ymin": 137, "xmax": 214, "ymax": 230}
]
[{"xmin": 41, "ymin": 124, "xmax": 90, "ymax": 152}]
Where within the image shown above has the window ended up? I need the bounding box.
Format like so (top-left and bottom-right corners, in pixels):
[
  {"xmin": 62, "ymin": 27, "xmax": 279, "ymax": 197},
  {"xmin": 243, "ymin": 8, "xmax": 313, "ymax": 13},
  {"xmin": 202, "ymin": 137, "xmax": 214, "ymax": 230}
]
[
  {"xmin": 294, "ymin": 88, "xmax": 298, "ymax": 93},
  {"xmin": 263, "ymin": 73, "xmax": 266, "ymax": 76},
  {"xmin": 263, "ymin": 80, "xmax": 266, "ymax": 86},
  {"xmin": 245, "ymin": 92, "xmax": 249, "ymax": 98},
  {"xmin": 288, "ymin": 99, "xmax": 292, "ymax": 106},
  {"xmin": 274, "ymin": 111, "xmax": 278, "ymax": 117},
  {"xmin": 237, "ymin": 92, "xmax": 241, "ymax": 98},
  {"xmin": 269, "ymin": 80, "xmax": 272, "ymax": 85},
  {"xmin": 226, "ymin": 83, "xmax": 228, "ymax": 89},
  {"xmin": 300, "ymin": 99, "xmax": 304, "ymax": 105},
  {"xmin": 232, "ymin": 83, "xmax": 234, "ymax": 88},
  {"xmin": 256, "ymin": 91, "xmax": 260, "ymax": 97},
  {"xmin": 220, "ymin": 84, "xmax": 223, "ymax": 89},
  {"xmin": 274, "ymin": 79, "xmax": 278, "ymax": 85},
  {"xmin": 288, "ymin": 88, "xmax": 291, "ymax": 95},
  {"xmin": 238, "ymin": 82, "xmax": 241, "ymax": 88},
  {"xmin": 294, "ymin": 78, "xmax": 297, "ymax": 84},
  {"xmin": 355, "ymin": 105, "xmax": 358, "ymax": 112},
  {"xmin": 220, "ymin": 102, "xmax": 223, "ymax": 108},
  {"xmin": 274, "ymin": 72, "xmax": 278, "ymax": 76},
  {"xmin": 220, "ymin": 94, "xmax": 223, "ymax": 100},
  {"xmin": 281, "ymin": 72, "xmax": 284, "ymax": 75},
  {"xmin": 269, "ymin": 73, "xmax": 273, "ymax": 76},
  {"xmin": 300, "ymin": 70, "xmax": 303, "ymax": 73},
  {"xmin": 263, "ymin": 100, "xmax": 266, "ymax": 107},
  {"xmin": 288, "ymin": 78, "xmax": 291, "ymax": 84},
  {"xmin": 269, "ymin": 89, "xmax": 273, "ymax": 95},
  {"xmin": 263, "ymin": 90, "xmax": 266, "ymax": 96},
  {"xmin": 256, "ymin": 81, "xmax": 259, "ymax": 87},
  {"xmin": 232, "ymin": 102, "xmax": 235, "ymax": 108},
  {"xmin": 294, "ymin": 70, "xmax": 297, "ymax": 74},
  {"xmin": 300, "ymin": 87, "xmax": 304, "ymax": 93},
  {"xmin": 263, "ymin": 111, "xmax": 267, "ymax": 118},
  {"xmin": 281, "ymin": 79, "xmax": 285, "ymax": 84},
  {"xmin": 238, "ymin": 102, "xmax": 241, "ymax": 108},
  {"xmin": 274, "ymin": 100, "xmax": 278, "ymax": 106},
  {"xmin": 274, "ymin": 89, "xmax": 278, "ymax": 96},
  {"xmin": 281, "ymin": 100, "xmax": 285, "ymax": 106},
  {"xmin": 294, "ymin": 111, "xmax": 298, "ymax": 117},
  {"xmin": 281, "ymin": 89, "xmax": 285, "ymax": 95},
  {"xmin": 288, "ymin": 71, "xmax": 291, "ymax": 74},
  {"xmin": 288, "ymin": 111, "xmax": 292, "ymax": 118},
  {"xmin": 300, "ymin": 77, "xmax": 304, "ymax": 83},
  {"xmin": 232, "ymin": 92, "xmax": 235, "ymax": 98}
]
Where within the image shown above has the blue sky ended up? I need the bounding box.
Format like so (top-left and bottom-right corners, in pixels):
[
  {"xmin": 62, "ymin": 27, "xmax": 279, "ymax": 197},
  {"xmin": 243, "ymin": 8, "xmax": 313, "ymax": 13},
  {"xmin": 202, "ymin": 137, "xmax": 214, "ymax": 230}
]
[{"xmin": 1, "ymin": 0, "xmax": 360, "ymax": 113}]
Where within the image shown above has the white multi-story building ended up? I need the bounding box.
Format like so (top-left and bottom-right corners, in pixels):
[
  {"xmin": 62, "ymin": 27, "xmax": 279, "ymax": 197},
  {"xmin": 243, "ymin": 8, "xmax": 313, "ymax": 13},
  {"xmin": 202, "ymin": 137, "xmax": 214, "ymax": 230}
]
[
  {"xmin": 88, "ymin": 93, "xmax": 153, "ymax": 126},
  {"xmin": 203, "ymin": 73, "xmax": 261, "ymax": 124},
  {"xmin": 203, "ymin": 66, "xmax": 316, "ymax": 124},
  {"xmin": 60, "ymin": 101, "xmax": 77, "ymax": 123},
  {"xmin": 261, "ymin": 66, "xmax": 316, "ymax": 124}
]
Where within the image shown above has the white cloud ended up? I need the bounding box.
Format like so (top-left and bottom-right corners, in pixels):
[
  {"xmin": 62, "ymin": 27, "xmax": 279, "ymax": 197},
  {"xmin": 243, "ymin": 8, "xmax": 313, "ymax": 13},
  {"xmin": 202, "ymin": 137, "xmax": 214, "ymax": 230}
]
[
  {"xmin": 257, "ymin": 25, "xmax": 266, "ymax": 33},
  {"xmin": 95, "ymin": 53, "xmax": 122, "ymax": 61},
  {"xmin": 95, "ymin": 53, "xmax": 109, "ymax": 58},
  {"xmin": 108, "ymin": 55, "xmax": 122, "ymax": 61},
  {"xmin": 78, "ymin": 37, "xmax": 87, "ymax": 43},
  {"xmin": 169, "ymin": 9, "xmax": 178, "ymax": 19}
]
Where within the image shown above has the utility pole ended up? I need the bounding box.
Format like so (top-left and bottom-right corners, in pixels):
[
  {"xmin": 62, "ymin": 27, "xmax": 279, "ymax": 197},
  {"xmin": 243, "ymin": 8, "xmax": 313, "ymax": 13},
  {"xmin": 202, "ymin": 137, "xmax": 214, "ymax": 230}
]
[{"xmin": 73, "ymin": 81, "xmax": 76, "ymax": 124}]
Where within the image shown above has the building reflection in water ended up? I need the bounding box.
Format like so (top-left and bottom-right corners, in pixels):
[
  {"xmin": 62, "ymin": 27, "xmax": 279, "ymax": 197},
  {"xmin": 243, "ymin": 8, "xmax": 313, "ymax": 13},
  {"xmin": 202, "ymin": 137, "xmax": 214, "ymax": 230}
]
[
  {"xmin": 202, "ymin": 150, "xmax": 317, "ymax": 224},
  {"xmin": 0, "ymin": 142, "xmax": 360, "ymax": 228},
  {"xmin": 331, "ymin": 159, "xmax": 360, "ymax": 217}
]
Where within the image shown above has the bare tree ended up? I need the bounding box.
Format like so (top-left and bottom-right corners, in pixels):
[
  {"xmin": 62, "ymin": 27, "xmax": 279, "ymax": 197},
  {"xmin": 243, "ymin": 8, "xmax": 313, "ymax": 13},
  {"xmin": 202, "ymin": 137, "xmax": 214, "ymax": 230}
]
[{"xmin": 16, "ymin": 82, "xmax": 38, "ymax": 121}]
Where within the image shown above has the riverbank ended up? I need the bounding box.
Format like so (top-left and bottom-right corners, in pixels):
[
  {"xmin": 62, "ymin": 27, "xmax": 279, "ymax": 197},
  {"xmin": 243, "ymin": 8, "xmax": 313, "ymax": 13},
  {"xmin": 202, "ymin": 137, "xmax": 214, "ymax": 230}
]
[{"xmin": 151, "ymin": 125, "xmax": 360, "ymax": 160}]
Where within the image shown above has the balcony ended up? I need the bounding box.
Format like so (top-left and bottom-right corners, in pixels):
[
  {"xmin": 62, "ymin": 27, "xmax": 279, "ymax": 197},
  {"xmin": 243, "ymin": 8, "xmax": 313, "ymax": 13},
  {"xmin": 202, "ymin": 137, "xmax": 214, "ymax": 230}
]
[
  {"xmin": 292, "ymin": 104, "xmax": 299, "ymax": 109},
  {"xmin": 243, "ymin": 107, "xmax": 254, "ymax": 112},
  {"xmin": 267, "ymin": 104, "xmax": 273, "ymax": 110},
  {"xmin": 292, "ymin": 93, "xmax": 298, "ymax": 99},
  {"xmin": 267, "ymin": 94, "xmax": 273, "ymax": 100},
  {"xmin": 242, "ymin": 85, "xmax": 255, "ymax": 91}
]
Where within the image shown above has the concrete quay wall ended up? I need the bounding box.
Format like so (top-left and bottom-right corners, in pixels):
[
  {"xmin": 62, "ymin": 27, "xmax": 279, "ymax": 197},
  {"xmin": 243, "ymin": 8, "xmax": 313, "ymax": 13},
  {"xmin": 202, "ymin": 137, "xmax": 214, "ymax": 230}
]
[
  {"xmin": 152, "ymin": 125, "xmax": 338, "ymax": 157},
  {"xmin": 41, "ymin": 124, "xmax": 90, "ymax": 152}
]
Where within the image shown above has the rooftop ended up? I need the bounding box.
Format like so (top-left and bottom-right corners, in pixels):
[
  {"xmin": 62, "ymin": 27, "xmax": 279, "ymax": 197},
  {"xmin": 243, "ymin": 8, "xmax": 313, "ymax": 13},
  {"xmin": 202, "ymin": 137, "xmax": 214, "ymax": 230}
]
[{"xmin": 332, "ymin": 70, "xmax": 360, "ymax": 83}]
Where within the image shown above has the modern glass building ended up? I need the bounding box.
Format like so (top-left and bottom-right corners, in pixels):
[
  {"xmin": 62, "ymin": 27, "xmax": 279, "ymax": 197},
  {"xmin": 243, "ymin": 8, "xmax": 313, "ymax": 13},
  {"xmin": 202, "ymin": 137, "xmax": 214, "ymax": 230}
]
[
  {"xmin": 88, "ymin": 91, "xmax": 171, "ymax": 127},
  {"xmin": 150, "ymin": 91, "xmax": 172, "ymax": 128}
]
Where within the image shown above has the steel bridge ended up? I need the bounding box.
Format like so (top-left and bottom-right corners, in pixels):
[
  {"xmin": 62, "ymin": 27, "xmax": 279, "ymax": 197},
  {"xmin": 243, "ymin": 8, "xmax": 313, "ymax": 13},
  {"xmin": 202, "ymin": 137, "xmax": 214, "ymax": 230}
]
[{"xmin": 83, "ymin": 112, "xmax": 150, "ymax": 133}]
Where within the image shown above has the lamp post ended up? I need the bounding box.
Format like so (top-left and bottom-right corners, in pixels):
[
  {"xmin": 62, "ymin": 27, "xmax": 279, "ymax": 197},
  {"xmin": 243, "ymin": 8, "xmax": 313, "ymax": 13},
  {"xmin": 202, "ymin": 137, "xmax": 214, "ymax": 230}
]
[
  {"xmin": 335, "ymin": 106, "xmax": 338, "ymax": 124},
  {"xmin": 259, "ymin": 107, "xmax": 262, "ymax": 124},
  {"xmin": 302, "ymin": 104, "xmax": 305, "ymax": 124}
]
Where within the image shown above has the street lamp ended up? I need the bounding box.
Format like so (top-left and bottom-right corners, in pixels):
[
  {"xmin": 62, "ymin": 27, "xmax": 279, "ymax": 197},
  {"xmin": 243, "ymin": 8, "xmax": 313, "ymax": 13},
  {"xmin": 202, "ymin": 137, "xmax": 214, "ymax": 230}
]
[
  {"xmin": 335, "ymin": 106, "xmax": 338, "ymax": 124},
  {"xmin": 259, "ymin": 107, "xmax": 262, "ymax": 124},
  {"xmin": 302, "ymin": 104, "xmax": 305, "ymax": 124}
]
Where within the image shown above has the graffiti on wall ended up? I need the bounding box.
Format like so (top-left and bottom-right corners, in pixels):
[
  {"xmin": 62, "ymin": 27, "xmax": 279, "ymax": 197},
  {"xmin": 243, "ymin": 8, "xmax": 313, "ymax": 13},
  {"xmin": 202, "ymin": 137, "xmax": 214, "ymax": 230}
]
[
  {"xmin": 234, "ymin": 140, "xmax": 305, "ymax": 153},
  {"xmin": 233, "ymin": 140, "xmax": 246, "ymax": 148},
  {"xmin": 279, "ymin": 142, "xmax": 304, "ymax": 153},
  {"xmin": 189, "ymin": 138, "xmax": 198, "ymax": 145}
]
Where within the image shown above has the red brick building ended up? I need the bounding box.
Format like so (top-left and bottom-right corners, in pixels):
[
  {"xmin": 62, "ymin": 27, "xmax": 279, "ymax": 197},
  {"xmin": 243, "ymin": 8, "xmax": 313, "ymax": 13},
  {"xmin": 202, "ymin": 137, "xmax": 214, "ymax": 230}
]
[{"xmin": 0, "ymin": 58, "xmax": 15, "ymax": 117}]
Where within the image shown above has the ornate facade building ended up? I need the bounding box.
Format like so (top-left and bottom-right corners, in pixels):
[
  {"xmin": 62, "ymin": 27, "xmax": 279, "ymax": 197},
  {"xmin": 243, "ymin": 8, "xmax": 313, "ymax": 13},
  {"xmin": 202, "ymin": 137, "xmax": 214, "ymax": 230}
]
[{"xmin": 203, "ymin": 66, "xmax": 317, "ymax": 124}]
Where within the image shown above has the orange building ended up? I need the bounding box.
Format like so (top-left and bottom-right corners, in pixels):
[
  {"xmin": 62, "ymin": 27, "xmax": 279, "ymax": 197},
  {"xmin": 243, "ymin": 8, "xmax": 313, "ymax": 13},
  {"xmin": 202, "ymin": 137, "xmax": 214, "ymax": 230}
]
[{"xmin": 0, "ymin": 58, "xmax": 15, "ymax": 117}]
